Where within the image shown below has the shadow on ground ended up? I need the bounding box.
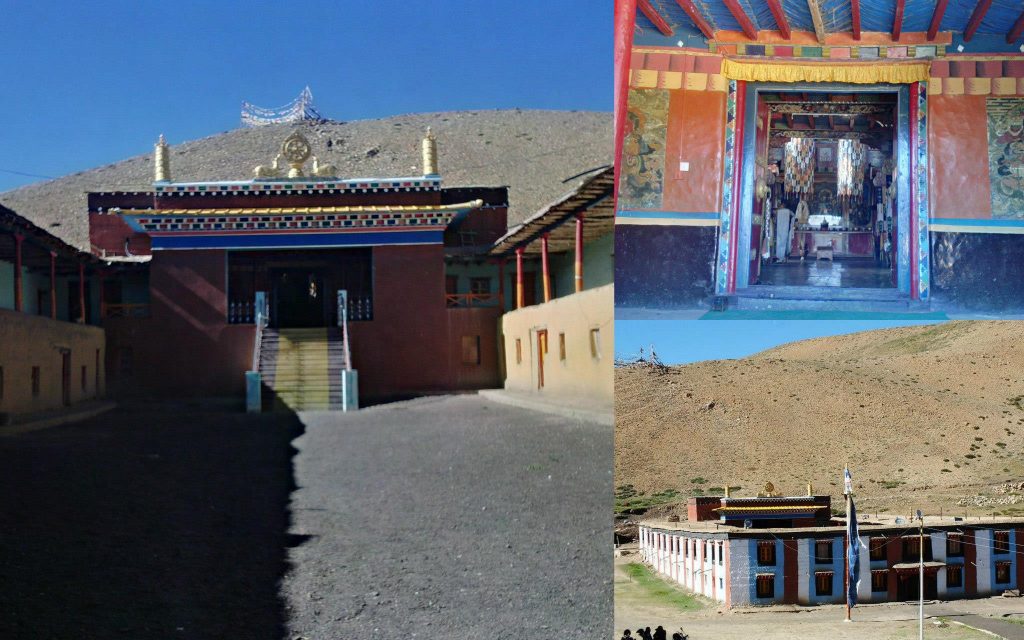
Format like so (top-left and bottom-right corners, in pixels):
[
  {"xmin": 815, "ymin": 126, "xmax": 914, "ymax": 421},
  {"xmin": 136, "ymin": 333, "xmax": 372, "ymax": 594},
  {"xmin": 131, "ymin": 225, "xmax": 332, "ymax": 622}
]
[{"xmin": 0, "ymin": 400, "xmax": 304, "ymax": 639}]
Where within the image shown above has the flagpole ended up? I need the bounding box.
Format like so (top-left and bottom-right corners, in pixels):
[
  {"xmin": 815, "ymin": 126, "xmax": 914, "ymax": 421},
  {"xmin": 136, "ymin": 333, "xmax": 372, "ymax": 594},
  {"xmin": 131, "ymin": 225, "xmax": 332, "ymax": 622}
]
[{"xmin": 846, "ymin": 490, "xmax": 852, "ymax": 622}]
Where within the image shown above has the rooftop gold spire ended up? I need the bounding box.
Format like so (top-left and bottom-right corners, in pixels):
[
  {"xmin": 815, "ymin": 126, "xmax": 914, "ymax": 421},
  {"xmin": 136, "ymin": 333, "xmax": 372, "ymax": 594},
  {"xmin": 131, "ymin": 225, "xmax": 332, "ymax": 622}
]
[
  {"xmin": 154, "ymin": 134, "xmax": 171, "ymax": 183},
  {"xmin": 422, "ymin": 127, "xmax": 438, "ymax": 176}
]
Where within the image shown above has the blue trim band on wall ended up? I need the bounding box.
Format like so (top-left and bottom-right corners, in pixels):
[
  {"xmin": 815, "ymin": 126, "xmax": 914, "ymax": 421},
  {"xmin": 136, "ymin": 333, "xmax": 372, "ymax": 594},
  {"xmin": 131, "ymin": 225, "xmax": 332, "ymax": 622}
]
[
  {"xmin": 932, "ymin": 218, "xmax": 1024, "ymax": 228},
  {"xmin": 150, "ymin": 230, "xmax": 443, "ymax": 250}
]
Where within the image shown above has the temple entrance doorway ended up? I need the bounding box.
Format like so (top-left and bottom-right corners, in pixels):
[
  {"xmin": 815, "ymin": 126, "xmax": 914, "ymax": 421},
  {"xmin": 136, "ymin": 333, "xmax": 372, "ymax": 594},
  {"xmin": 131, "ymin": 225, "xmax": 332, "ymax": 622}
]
[
  {"xmin": 272, "ymin": 268, "xmax": 326, "ymax": 328},
  {"xmin": 727, "ymin": 82, "xmax": 928, "ymax": 306}
]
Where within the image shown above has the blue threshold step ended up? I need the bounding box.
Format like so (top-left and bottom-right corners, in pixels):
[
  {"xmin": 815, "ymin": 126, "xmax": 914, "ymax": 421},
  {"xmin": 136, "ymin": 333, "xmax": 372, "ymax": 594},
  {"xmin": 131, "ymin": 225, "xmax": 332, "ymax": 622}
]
[{"xmin": 723, "ymin": 285, "xmax": 933, "ymax": 314}]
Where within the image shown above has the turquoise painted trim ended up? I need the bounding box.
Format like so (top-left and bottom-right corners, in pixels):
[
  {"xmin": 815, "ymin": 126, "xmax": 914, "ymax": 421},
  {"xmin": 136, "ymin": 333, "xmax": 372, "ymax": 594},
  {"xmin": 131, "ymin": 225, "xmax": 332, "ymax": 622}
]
[
  {"xmin": 617, "ymin": 211, "xmax": 719, "ymax": 220},
  {"xmin": 931, "ymin": 218, "xmax": 1024, "ymax": 228}
]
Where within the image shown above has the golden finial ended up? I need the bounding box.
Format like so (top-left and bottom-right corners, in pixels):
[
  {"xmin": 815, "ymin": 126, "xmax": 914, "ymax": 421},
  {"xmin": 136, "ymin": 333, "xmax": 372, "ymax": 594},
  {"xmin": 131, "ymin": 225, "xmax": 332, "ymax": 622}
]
[
  {"xmin": 154, "ymin": 134, "xmax": 171, "ymax": 183},
  {"xmin": 422, "ymin": 127, "xmax": 438, "ymax": 176},
  {"xmin": 724, "ymin": 485, "xmax": 731, "ymax": 498},
  {"xmin": 807, "ymin": 482, "xmax": 813, "ymax": 496}
]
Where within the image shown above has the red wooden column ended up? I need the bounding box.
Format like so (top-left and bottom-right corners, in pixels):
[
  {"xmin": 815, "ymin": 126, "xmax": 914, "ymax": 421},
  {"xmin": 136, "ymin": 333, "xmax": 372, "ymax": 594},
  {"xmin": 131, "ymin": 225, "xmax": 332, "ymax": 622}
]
[
  {"xmin": 574, "ymin": 214, "xmax": 585, "ymax": 293},
  {"xmin": 497, "ymin": 259, "xmax": 505, "ymax": 310},
  {"xmin": 541, "ymin": 233, "xmax": 551, "ymax": 303},
  {"xmin": 515, "ymin": 246, "xmax": 525, "ymax": 309},
  {"xmin": 49, "ymin": 251, "xmax": 57, "ymax": 320},
  {"xmin": 78, "ymin": 262, "xmax": 86, "ymax": 323},
  {"xmin": 13, "ymin": 233, "xmax": 24, "ymax": 312}
]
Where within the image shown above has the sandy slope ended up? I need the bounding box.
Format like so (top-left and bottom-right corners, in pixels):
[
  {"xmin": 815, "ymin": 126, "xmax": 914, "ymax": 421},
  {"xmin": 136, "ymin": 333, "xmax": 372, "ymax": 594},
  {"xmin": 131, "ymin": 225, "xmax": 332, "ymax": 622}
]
[{"xmin": 615, "ymin": 321, "xmax": 1024, "ymax": 515}]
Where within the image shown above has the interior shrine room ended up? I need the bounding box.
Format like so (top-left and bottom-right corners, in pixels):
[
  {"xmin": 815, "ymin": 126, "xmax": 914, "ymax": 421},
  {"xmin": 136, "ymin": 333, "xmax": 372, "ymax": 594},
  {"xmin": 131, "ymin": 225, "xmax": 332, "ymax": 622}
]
[{"xmin": 756, "ymin": 90, "xmax": 898, "ymax": 291}]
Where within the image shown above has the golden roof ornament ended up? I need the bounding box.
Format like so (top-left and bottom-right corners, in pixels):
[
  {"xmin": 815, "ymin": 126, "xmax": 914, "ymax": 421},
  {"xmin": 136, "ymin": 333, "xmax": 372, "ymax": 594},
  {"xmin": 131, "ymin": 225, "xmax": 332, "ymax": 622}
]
[
  {"xmin": 422, "ymin": 127, "xmax": 438, "ymax": 176},
  {"xmin": 757, "ymin": 481, "xmax": 781, "ymax": 498},
  {"xmin": 154, "ymin": 134, "xmax": 171, "ymax": 183},
  {"xmin": 281, "ymin": 131, "xmax": 312, "ymax": 178}
]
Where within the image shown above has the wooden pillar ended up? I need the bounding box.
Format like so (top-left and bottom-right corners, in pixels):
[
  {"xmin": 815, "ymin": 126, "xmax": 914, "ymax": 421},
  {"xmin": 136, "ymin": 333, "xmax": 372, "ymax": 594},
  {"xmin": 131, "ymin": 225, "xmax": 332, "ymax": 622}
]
[
  {"xmin": 574, "ymin": 213, "xmax": 585, "ymax": 293},
  {"xmin": 78, "ymin": 262, "xmax": 86, "ymax": 323},
  {"xmin": 515, "ymin": 246, "xmax": 524, "ymax": 309},
  {"xmin": 49, "ymin": 251, "xmax": 57, "ymax": 320},
  {"xmin": 541, "ymin": 233, "xmax": 551, "ymax": 303},
  {"xmin": 497, "ymin": 259, "xmax": 506, "ymax": 310},
  {"xmin": 13, "ymin": 233, "xmax": 23, "ymax": 312}
]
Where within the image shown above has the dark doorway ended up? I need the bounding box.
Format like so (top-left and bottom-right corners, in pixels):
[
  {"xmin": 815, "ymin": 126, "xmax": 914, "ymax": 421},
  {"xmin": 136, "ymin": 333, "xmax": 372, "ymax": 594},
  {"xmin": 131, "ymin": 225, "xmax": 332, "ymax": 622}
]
[
  {"xmin": 60, "ymin": 350, "xmax": 71, "ymax": 407},
  {"xmin": 271, "ymin": 269, "xmax": 325, "ymax": 328},
  {"xmin": 896, "ymin": 572, "xmax": 937, "ymax": 601}
]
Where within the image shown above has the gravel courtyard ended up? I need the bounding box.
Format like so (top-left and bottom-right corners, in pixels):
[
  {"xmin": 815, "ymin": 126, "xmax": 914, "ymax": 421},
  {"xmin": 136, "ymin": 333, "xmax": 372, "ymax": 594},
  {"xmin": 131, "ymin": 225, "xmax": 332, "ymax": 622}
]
[{"xmin": 0, "ymin": 394, "xmax": 611, "ymax": 639}]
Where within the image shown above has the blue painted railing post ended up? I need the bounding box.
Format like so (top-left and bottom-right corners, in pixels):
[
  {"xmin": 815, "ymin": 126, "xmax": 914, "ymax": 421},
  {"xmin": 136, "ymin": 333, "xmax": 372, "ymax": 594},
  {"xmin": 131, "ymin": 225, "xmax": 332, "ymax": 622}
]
[
  {"xmin": 246, "ymin": 291, "xmax": 269, "ymax": 413},
  {"xmin": 337, "ymin": 289, "xmax": 359, "ymax": 411}
]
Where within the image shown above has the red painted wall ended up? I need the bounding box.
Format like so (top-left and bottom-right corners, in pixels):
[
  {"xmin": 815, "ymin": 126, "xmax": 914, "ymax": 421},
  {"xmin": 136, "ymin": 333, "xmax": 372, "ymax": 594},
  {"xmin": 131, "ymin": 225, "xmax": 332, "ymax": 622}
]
[
  {"xmin": 663, "ymin": 89, "xmax": 726, "ymax": 214},
  {"xmin": 929, "ymin": 95, "xmax": 993, "ymax": 220},
  {"xmin": 104, "ymin": 249, "xmax": 254, "ymax": 398}
]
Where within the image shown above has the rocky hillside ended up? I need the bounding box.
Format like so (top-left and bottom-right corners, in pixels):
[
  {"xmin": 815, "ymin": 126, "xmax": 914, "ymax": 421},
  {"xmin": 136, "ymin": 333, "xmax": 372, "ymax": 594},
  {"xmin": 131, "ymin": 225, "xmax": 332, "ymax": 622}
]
[
  {"xmin": 616, "ymin": 321, "xmax": 1024, "ymax": 516},
  {"xmin": 0, "ymin": 109, "xmax": 610, "ymax": 249}
]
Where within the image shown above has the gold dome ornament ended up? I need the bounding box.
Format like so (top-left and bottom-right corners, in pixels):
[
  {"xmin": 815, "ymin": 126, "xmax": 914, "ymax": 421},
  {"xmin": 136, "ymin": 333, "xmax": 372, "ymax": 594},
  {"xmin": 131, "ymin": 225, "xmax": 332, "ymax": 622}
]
[{"xmin": 281, "ymin": 131, "xmax": 312, "ymax": 178}]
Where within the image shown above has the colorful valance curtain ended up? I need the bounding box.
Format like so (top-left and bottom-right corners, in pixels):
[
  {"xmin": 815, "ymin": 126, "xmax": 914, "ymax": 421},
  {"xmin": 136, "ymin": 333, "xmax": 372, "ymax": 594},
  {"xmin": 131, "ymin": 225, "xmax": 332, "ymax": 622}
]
[
  {"xmin": 720, "ymin": 60, "xmax": 930, "ymax": 85},
  {"xmin": 837, "ymin": 139, "xmax": 867, "ymax": 202},
  {"xmin": 784, "ymin": 138, "xmax": 815, "ymax": 195}
]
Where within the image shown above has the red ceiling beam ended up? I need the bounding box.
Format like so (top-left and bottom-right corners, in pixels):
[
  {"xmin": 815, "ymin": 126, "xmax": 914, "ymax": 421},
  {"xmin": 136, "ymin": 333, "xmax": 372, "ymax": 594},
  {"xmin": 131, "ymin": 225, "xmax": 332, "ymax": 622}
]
[
  {"xmin": 927, "ymin": 0, "xmax": 949, "ymax": 41},
  {"xmin": 765, "ymin": 0, "xmax": 791, "ymax": 40},
  {"xmin": 722, "ymin": 0, "xmax": 758, "ymax": 40},
  {"xmin": 964, "ymin": 0, "xmax": 993, "ymax": 43},
  {"xmin": 892, "ymin": 0, "xmax": 905, "ymax": 41},
  {"xmin": 674, "ymin": 0, "xmax": 715, "ymax": 40},
  {"xmin": 851, "ymin": 0, "xmax": 861, "ymax": 40},
  {"xmin": 1009, "ymin": 9, "xmax": 1024, "ymax": 44},
  {"xmin": 638, "ymin": 0, "xmax": 673, "ymax": 36}
]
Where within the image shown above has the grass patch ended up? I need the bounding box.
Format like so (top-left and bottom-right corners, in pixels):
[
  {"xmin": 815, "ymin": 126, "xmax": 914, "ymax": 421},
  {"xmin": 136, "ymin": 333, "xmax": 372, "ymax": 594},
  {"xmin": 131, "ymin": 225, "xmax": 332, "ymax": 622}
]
[
  {"xmin": 880, "ymin": 480, "xmax": 906, "ymax": 489},
  {"xmin": 615, "ymin": 485, "xmax": 681, "ymax": 515},
  {"xmin": 621, "ymin": 563, "xmax": 706, "ymax": 611}
]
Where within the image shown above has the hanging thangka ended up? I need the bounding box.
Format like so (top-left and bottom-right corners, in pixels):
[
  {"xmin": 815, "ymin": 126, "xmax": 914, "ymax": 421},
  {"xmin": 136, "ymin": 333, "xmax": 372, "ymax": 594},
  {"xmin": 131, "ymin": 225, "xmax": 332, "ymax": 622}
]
[
  {"xmin": 837, "ymin": 139, "xmax": 867, "ymax": 204},
  {"xmin": 986, "ymin": 98, "xmax": 1024, "ymax": 220},
  {"xmin": 619, "ymin": 89, "xmax": 668, "ymax": 210},
  {"xmin": 784, "ymin": 138, "xmax": 815, "ymax": 196}
]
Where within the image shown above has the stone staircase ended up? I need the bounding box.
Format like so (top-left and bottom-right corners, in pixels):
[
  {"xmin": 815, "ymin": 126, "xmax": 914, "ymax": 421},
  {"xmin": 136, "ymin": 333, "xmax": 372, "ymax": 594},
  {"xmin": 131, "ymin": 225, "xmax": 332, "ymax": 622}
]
[
  {"xmin": 258, "ymin": 327, "xmax": 348, "ymax": 411},
  {"xmin": 726, "ymin": 285, "xmax": 932, "ymax": 313}
]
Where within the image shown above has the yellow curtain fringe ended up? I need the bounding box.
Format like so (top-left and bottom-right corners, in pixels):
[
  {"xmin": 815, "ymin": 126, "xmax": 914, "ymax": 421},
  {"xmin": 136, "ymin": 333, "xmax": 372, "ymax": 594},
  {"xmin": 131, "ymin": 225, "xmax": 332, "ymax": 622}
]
[{"xmin": 720, "ymin": 59, "xmax": 930, "ymax": 84}]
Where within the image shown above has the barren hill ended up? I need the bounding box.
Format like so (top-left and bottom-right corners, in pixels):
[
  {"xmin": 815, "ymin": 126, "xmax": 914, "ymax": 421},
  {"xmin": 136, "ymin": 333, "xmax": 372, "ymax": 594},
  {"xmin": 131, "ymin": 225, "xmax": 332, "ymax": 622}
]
[
  {"xmin": 616, "ymin": 321, "xmax": 1024, "ymax": 516},
  {"xmin": 0, "ymin": 109, "xmax": 610, "ymax": 249}
]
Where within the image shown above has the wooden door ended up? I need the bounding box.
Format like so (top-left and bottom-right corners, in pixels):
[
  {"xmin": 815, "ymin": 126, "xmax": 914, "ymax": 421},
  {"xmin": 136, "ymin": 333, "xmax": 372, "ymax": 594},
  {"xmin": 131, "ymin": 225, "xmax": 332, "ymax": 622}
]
[{"xmin": 61, "ymin": 351, "xmax": 71, "ymax": 406}]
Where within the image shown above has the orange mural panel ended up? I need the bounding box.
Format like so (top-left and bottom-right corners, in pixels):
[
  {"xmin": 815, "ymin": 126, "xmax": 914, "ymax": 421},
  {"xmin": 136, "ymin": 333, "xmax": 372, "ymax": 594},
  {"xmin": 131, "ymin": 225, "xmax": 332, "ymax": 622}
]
[
  {"xmin": 663, "ymin": 89, "xmax": 726, "ymax": 213},
  {"xmin": 930, "ymin": 94, "xmax": 992, "ymax": 219}
]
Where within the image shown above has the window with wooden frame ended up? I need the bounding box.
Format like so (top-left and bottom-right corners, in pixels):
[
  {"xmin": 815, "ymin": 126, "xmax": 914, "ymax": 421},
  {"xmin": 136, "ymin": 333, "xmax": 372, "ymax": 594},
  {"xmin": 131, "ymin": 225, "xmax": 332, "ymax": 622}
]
[
  {"xmin": 31, "ymin": 366, "xmax": 40, "ymax": 397},
  {"xmin": 558, "ymin": 332, "xmax": 566, "ymax": 361},
  {"xmin": 814, "ymin": 540, "xmax": 833, "ymax": 564},
  {"xmin": 589, "ymin": 328, "xmax": 601, "ymax": 360},
  {"xmin": 869, "ymin": 537, "xmax": 886, "ymax": 561},
  {"xmin": 996, "ymin": 561, "xmax": 1012, "ymax": 584},
  {"xmin": 902, "ymin": 536, "xmax": 921, "ymax": 562},
  {"xmin": 994, "ymin": 531, "xmax": 1011, "ymax": 555},
  {"xmin": 757, "ymin": 540, "xmax": 776, "ymax": 566},
  {"xmin": 946, "ymin": 564, "xmax": 963, "ymax": 588},
  {"xmin": 946, "ymin": 533, "xmax": 964, "ymax": 557},
  {"xmin": 755, "ymin": 574, "xmax": 775, "ymax": 599},
  {"xmin": 815, "ymin": 571, "xmax": 833, "ymax": 596},
  {"xmin": 469, "ymin": 277, "xmax": 491, "ymax": 295},
  {"xmin": 515, "ymin": 338, "xmax": 522, "ymax": 364},
  {"xmin": 461, "ymin": 336, "xmax": 481, "ymax": 365},
  {"xmin": 871, "ymin": 570, "xmax": 888, "ymax": 593},
  {"xmin": 718, "ymin": 542, "xmax": 723, "ymax": 565}
]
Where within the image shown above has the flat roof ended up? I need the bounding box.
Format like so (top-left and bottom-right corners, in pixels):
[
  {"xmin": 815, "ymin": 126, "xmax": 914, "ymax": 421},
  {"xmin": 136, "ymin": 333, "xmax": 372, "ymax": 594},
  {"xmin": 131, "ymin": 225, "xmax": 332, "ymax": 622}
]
[{"xmin": 641, "ymin": 514, "xmax": 1024, "ymax": 538}]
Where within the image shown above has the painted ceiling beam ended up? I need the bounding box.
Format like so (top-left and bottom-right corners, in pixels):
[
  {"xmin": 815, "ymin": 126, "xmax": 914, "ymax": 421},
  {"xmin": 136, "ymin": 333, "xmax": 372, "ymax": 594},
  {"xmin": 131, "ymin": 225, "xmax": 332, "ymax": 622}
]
[
  {"xmin": 850, "ymin": 0, "xmax": 861, "ymax": 40},
  {"xmin": 1009, "ymin": 9, "xmax": 1024, "ymax": 44},
  {"xmin": 927, "ymin": 0, "xmax": 949, "ymax": 41},
  {"xmin": 806, "ymin": 0, "xmax": 827, "ymax": 43},
  {"xmin": 892, "ymin": 0, "xmax": 905, "ymax": 41},
  {"xmin": 722, "ymin": 0, "xmax": 758, "ymax": 40},
  {"xmin": 637, "ymin": 0, "xmax": 674, "ymax": 36},
  {"xmin": 964, "ymin": 0, "xmax": 993, "ymax": 43},
  {"xmin": 765, "ymin": 0, "xmax": 791, "ymax": 40},
  {"xmin": 674, "ymin": 0, "xmax": 715, "ymax": 40}
]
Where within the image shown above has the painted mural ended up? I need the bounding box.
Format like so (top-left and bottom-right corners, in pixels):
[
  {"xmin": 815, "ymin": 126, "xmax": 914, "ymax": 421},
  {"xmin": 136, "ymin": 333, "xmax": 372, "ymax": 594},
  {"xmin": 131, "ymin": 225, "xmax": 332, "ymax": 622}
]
[
  {"xmin": 987, "ymin": 98, "xmax": 1024, "ymax": 220},
  {"xmin": 618, "ymin": 89, "xmax": 667, "ymax": 210}
]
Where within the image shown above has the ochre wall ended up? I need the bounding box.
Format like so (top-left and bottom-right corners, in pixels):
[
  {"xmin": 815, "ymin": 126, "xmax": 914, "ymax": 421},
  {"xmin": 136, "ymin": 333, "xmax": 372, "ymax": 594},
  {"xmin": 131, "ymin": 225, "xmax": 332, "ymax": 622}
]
[
  {"xmin": 0, "ymin": 308, "xmax": 106, "ymax": 416},
  {"xmin": 498, "ymin": 284, "xmax": 612, "ymax": 405},
  {"xmin": 664, "ymin": 89, "xmax": 726, "ymax": 213},
  {"xmin": 928, "ymin": 94, "xmax": 993, "ymax": 219}
]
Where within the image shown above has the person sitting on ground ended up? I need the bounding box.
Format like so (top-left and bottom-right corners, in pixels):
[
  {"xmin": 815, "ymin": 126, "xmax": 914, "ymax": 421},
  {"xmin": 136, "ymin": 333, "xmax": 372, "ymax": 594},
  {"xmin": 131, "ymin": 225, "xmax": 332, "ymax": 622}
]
[{"xmin": 653, "ymin": 625, "xmax": 667, "ymax": 640}]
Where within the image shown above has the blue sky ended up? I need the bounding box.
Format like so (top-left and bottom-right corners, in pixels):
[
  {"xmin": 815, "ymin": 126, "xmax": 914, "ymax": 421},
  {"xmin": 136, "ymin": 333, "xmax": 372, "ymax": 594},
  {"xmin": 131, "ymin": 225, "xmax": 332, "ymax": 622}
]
[
  {"xmin": 615, "ymin": 320, "xmax": 946, "ymax": 365},
  {"xmin": 0, "ymin": 1, "xmax": 609, "ymax": 192}
]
